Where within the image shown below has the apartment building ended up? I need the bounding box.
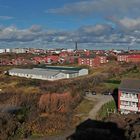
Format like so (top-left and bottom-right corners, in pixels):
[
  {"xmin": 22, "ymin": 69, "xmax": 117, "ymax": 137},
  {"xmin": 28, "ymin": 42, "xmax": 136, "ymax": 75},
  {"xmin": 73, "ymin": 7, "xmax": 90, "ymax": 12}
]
[
  {"xmin": 118, "ymin": 79, "xmax": 140, "ymax": 114},
  {"xmin": 117, "ymin": 53, "xmax": 140, "ymax": 63},
  {"xmin": 78, "ymin": 55, "xmax": 107, "ymax": 67}
]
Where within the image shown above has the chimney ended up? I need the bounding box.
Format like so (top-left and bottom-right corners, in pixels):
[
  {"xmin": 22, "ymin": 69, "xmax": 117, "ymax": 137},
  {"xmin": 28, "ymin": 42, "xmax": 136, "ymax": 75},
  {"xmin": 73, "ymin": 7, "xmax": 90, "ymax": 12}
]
[{"xmin": 75, "ymin": 42, "xmax": 78, "ymax": 50}]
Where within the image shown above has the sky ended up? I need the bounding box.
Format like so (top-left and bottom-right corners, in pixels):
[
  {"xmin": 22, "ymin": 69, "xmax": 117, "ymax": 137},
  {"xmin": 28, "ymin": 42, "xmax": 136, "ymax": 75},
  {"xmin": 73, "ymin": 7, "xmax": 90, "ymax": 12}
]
[{"xmin": 0, "ymin": 0, "xmax": 140, "ymax": 49}]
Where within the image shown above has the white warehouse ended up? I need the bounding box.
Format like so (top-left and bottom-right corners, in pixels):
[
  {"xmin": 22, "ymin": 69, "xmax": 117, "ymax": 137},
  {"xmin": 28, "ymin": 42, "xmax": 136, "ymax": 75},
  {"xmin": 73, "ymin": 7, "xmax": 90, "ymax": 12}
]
[{"xmin": 8, "ymin": 66, "xmax": 88, "ymax": 81}]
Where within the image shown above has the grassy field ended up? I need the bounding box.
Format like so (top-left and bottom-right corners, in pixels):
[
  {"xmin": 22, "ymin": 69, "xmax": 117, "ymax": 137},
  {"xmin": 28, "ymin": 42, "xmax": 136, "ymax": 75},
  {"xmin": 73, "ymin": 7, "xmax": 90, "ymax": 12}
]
[
  {"xmin": 74, "ymin": 99, "xmax": 96, "ymax": 120},
  {"xmin": 97, "ymin": 100, "xmax": 117, "ymax": 120},
  {"xmin": 103, "ymin": 83, "xmax": 119, "ymax": 90}
]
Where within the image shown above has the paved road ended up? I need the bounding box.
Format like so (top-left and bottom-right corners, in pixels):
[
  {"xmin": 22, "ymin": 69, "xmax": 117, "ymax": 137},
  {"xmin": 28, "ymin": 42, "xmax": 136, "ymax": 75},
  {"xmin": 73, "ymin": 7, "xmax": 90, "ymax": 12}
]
[{"xmin": 84, "ymin": 94, "xmax": 114, "ymax": 119}]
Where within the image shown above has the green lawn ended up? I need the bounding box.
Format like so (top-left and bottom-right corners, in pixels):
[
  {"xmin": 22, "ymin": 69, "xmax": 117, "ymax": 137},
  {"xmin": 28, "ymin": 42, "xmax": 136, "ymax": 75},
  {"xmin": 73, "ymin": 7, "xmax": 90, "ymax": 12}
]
[
  {"xmin": 103, "ymin": 83, "xmax": 119, "ymax": 90},
  {"xmin": 97, "ymin": 100, "xmax": 117, "ymax": 120},
  {"xmin": 74, "ymin": 99, "xmax": 96, "ymax": 119}
]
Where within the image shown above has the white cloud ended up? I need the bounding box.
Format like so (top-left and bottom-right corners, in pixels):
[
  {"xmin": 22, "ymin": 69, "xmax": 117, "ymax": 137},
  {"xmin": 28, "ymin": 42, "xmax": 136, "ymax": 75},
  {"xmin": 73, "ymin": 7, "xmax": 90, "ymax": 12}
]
[
  {"xmin": 0, "ymin": 16, "xmax": 14, "ymax": 20},
  {"xmin": 0, "ymin": 22, "xmax": 140, "ymax": 49},
  {"xmin": 77, "ymin": 24, "xmax": 113, "ymax": 36},
  {"xmin": 116, "ymin": 18, "xmax": 140, "ymax": 31},
  {"xmin": 47, "ymin": 0, "xmax": 140, "ymax": 18},
  {"xmin": 0, "ymin": 26, "xmax": 42, "ymax": 42}
]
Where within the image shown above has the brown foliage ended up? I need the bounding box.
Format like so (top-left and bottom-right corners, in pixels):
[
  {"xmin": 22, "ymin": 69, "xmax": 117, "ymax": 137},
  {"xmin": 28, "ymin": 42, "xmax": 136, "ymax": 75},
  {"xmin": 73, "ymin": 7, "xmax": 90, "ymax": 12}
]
[
  {"xmin": 29, "ymin": 113, "xmax": 69, "ymax": 135},
  {"xmin": 0, "ymin": 113, "xmax": 18, "ymax": 140},
  {"xmin": 38, "ymin": 92, "xmax": 72, "ymax": 113}
]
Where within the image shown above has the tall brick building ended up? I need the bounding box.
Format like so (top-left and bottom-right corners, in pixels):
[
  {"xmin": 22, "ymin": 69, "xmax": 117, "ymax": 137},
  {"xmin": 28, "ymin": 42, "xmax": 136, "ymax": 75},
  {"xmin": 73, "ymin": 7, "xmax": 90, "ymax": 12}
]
[{"xmin": 78, "ymin": 55, "xmax": 107, "ymax": 67}]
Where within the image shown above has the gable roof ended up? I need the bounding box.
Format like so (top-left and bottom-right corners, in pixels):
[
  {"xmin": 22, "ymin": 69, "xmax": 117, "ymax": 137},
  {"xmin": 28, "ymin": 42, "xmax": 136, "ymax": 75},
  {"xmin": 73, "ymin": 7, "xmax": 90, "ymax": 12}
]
[{"xmin": 119, "ymin": 79, "xmax": 140, "ymax": 92}]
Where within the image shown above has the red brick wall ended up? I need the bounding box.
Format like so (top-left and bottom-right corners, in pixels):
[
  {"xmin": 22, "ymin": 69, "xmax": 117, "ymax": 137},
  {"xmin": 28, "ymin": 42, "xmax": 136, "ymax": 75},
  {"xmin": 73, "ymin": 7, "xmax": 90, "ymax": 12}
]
[
  {"xmin": 117, "ymin": 55, "xmax": 128, "ymax": 62},
  {"xmin": 98, "ymin": 56, "xmax": 107, "ymax": 64},
  {"xmin": 127, "ymin": 57, "xmax": 140, "ymax": 62},
  {"xmin": 93, "ymin": 57, "xmax": 100, "ymax": 67},
  {"xmin": 117, "ymin": 54, "xmax": 140, "ymax": 62},
  {"xmin": 78, "ymin": 56, "xmax": 105, "ymax": 67},
  {"xmin": 78, "ymin": 58, "xmax": 95, "ymax": 67}
]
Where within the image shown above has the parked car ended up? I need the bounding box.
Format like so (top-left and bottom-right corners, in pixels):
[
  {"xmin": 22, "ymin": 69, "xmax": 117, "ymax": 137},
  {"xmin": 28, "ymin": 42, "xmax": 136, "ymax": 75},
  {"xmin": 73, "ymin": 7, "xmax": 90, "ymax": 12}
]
[
  {"xmin": 102, "ymin": 91, "xmax": 112, "ymax": 95},
  {"xmin": 91, "ymin": 91, "xmax": 96, "ymax": 95},
  {"xmin": 85, "ymin": 90, "xmax": 96, "ymax": 95}
]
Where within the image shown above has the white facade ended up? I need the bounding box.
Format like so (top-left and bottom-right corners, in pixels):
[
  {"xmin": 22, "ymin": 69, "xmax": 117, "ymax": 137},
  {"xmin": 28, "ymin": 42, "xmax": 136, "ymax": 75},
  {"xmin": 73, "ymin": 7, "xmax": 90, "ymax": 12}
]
[
  {"xmin": 5, "ymin": 48, "xmax": 11, "ymax": 53},
  {"xmin": 120, "ymin": 91, "xmax": 139, "ymax": 114},
  {"xmin": 0, "ymin": 49, "xmax": 5, "ymax": 53},
  {"xmin": 11, "ymin": 48, "xmax": 27, "ymax": 54},
  {"xmin": 8, "ymin": 67, "xmax": 88, "ymax": 81},
  {"xmin": 78, "ymin": 69, "xmax": 88, "ymax": 76}
]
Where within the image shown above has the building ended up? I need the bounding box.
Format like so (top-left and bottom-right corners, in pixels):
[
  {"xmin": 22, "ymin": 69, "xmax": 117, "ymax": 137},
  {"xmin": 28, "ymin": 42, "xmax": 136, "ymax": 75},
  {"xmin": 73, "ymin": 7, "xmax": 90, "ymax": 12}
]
[
  {"xmin": 78, "ymin": 54, "xmax": 107, "ymax": 67},
  {"xmin": 11, "ymin": 48, "xmax": 28, "ymax": 54},
  {"xmin": 117, "ymin": 53, "xmax": 128, "ymax": 62},
  {"xmin": 117, "ymin": 53, "xmax": 140, "ymax": 63},
  {"xmin": 127, "ymin": 54, "xmax": 140, "ymax": 63},
  {"xmin": 8, "ymin": 66, "xmax": 88, "ymax": 81},
  {"xmin": 118, "ymin": 79, "xmax": 140, "ymax": 114},
  {"xmin": 0, "ymin": 49, "xmax": 5, "ymax": 53}
]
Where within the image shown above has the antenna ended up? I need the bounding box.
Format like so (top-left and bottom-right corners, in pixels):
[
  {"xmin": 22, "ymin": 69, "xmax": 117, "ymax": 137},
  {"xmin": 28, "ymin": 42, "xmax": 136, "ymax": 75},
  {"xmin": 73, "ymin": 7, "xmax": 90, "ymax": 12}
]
[{"xmin": 129, "ymin": 37, "xmax": 136, "ymax": 51}]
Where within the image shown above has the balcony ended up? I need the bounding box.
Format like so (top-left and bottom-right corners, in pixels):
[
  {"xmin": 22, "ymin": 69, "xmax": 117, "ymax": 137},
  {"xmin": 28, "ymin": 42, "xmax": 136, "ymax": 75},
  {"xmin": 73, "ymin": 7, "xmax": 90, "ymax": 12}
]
[
  {"xmin": 120, "ymin": 96, "xmax": 138, "ymax": 102},
  {"xmin": 120, "ymin": 105, "xmax": 139, "ymax": 112}
]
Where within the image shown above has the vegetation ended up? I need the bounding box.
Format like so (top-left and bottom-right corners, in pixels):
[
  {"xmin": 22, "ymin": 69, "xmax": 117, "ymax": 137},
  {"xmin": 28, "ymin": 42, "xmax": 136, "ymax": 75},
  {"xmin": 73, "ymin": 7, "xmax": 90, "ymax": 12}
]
[
  {"xmin": 97, "ymin": 100, "xmax": 117, "ymax": 120},
  {"xmin": 74, "ymin": 99, "xmax": 96, "ymax": 120},
  {"xmin": 0, "ymin": 61, "xmax": 140, "ymax": 139}
]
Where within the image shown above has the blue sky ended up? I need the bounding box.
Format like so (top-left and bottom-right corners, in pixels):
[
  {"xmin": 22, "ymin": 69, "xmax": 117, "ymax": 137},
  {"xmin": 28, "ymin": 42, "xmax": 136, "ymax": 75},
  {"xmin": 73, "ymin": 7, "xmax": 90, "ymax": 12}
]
[
  {"xmin": 0, "ymin": 0, "xmax": 108, "ymax": 29},
  {"xmin": 0, "ymin": 0, "xmax": 140, "ymax": 49}
]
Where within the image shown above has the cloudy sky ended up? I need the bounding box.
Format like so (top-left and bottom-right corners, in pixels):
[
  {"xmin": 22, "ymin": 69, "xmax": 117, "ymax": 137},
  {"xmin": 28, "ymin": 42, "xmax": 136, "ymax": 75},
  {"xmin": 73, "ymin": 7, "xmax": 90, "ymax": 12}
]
[{"xmin": 0, "ymin": 0, "xmax": 140, "ymax": 49}]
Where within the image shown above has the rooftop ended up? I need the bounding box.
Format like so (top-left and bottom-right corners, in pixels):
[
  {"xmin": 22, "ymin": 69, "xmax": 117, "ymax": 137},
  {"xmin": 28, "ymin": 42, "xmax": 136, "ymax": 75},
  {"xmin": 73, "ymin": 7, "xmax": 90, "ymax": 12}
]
[
  {"xmin": 9, "ymin": 68, "xmax": 59, "ymax": 76},
  {"xmin": 119, "ymin": 79, "xmax": 140, "ymax": 92},
  {"xmin": 80, "ymin": 54, "xmax": 96, "ymax": 58},
  {"xmin": 44, "ymin": 66, "xmax": 83, "ymax": 71},
  {"xmin": 9, "ymin": 67, "xmax": 79, "ymax": 76}
]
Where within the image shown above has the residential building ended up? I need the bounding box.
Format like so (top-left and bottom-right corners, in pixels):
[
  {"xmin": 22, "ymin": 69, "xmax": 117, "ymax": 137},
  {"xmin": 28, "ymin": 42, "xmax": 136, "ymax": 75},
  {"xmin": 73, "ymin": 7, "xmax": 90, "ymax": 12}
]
[
  {"xmin": 117, "ymin": 53, "xmax": 140, "ymax": 63},
  {"xmin": 98, "ymin": 55, "xmax": 108, "ymax": 64},
  {"xmin": 118, "ymin": 79, "xmax": 140, "ymax": 114},
  {"xmin": 78, "ymin": 54, "xmax": 107, "ymax": 67},
  {"xmin": 127, "ymin": 54, "xmax": 140, "ymax": 63},
  {"xmin": 117, "ymin": 53, "xmax": 128, "ymax": 62},
  {"xmin": 45, "ymin": 55, "xmax": 59, "ymax": 63},
  {"xmin": 8, "ymin": 66, "xmax": 88, "ymax": 81}
]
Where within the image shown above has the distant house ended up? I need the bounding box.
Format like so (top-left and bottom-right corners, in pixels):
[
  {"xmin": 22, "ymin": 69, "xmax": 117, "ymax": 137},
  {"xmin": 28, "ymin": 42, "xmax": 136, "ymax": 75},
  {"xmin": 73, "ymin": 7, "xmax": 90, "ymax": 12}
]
[
  {"xmin": 78, "ymin": 54, "xmax": 108, "ymax": 67},
  {"xmin": 127, "ymin": 54, "xmax": 140, "ymax": 63},
  {"xmin": 33, "ymin": 56, "xmax": 45, "ymax": 64},
  {"xmin": 45, "ymin": 55, "xmax": 59, "ymax": 64},
  {"xmin": 11, "ymin": 48, "xmax": 28, "ymax": 54},
  {"xmin": 118, "ymin": 79, "xmax": 140, "ymax": 114},
  {"xmin": 117, "ymin": 53, "xmax": 128, "ymax": 62},
  {"xmin": 8, "ymin": 66, "xmax": 88, "ymax": 81},
  {"xmin": 117, "ymin": 53, "xmax": 140, "ymax": 63}
]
